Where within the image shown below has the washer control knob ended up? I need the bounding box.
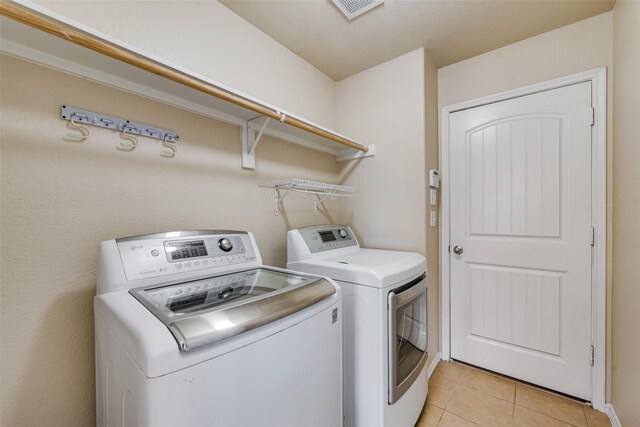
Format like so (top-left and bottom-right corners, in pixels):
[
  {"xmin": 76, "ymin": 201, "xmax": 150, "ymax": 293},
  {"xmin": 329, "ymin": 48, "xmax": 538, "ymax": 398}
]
[
  {"xmin": 339, "ymin": 229, "xmax": 347, "ymax": 238},
  {"xmin": 218, "ymin": 238, "xmax": 233, "ymax": 252}
]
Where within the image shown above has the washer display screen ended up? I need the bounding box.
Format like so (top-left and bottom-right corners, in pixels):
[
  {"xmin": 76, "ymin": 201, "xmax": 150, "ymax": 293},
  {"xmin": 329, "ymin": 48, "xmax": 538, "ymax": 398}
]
[
  {"xmin": 166, "ymin": 240, "xmax": 208, "ymax": 260},
  {"xmin": 319, "ymin": 231, "xmax": 336, "ymax": 242}
]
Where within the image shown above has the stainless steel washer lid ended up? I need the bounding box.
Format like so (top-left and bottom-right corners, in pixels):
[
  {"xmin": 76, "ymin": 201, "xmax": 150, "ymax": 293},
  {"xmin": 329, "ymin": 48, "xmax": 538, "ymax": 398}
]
[{"xmin": 130, "ymin": 267, "xmax": 336, "ymax": 351}]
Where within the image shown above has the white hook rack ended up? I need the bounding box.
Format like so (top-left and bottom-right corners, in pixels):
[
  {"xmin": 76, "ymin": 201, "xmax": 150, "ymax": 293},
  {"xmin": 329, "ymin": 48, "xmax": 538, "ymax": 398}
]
[
  {"xmin": 260, "ymin": 179, "xmax": 355, "ymax": 216},
  {"xmin": 60, "ymin": 105, "xmax": 179, "ymax": 155}
]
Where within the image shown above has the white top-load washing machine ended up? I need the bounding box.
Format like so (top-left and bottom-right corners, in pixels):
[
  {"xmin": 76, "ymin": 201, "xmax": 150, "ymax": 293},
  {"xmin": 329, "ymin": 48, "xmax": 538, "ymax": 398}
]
[
  {"xmin": 287, "ymin": 225, "xmax": 428, "ymax": 427},
  {"xmin": 95, "ymin": 230, "xmax": 343, "ymax": 427}
]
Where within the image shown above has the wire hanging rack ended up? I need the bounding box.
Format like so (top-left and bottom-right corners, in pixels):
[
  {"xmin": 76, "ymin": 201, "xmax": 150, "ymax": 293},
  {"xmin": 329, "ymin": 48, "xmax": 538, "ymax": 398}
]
[{"xmin": 260, "ymin": 178, "xmax": 355, "ymax": 216}]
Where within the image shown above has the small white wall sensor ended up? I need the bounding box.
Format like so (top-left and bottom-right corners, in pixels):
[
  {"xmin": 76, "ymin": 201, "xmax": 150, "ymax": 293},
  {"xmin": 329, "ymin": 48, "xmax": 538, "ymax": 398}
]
[
  {"xmin": 430, "ymin": 211, "xmax": 437, "ymax": 227},
  {"xmin": 429, "ymin": 169, "xmax": 440, "ymax": 189}
]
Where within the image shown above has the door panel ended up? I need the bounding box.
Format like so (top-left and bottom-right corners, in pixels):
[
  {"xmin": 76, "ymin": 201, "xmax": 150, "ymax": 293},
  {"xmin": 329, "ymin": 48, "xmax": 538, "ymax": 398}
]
[
  {"xmin": 449, "ymin": 82, "xmax": 593, "ymax": 399},
  {"xmin": 467, "ymin": 264, "xmax": 562, "ymax": 355},
  {"xmin": 468, "ymin": 116, "xmax": 563, "ymax": 238}
]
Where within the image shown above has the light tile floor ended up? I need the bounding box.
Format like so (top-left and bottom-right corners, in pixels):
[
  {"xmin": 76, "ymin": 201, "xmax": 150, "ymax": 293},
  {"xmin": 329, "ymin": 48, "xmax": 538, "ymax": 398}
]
[{"xmin": 415, "ymin": 361, "xmax": 611, "ymax": 427}]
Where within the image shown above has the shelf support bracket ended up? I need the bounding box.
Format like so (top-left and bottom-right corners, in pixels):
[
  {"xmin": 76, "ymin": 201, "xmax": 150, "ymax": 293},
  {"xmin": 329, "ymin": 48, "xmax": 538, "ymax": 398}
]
[
  {"xmin": 243, "ymin": 116, "xmax": 274, "ymax": 169},
  {"xmin": 313, "ymin": 193, "xmax": 333, "ymax": 217},
  {"xmin": 272, "ymin": 186, "xmax": 296, "ymax": 216},
  {"xmin": 248, "ymin": 116, "xmax": 271, "ymax": 155},
  {"xmin": 336, "ymin": 144, "xmax": 377, "ymax": 162}
]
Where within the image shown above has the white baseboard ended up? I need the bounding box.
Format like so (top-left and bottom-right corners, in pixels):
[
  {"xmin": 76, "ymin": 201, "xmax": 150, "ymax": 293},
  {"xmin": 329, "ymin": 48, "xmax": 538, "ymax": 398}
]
[
  {"xmin": 427, "ymin": 352, "xmax": 441, "ymax": 379},
  {"xmin": 605, "ymin": 403, "xmax": 622, "ymax": 427}
]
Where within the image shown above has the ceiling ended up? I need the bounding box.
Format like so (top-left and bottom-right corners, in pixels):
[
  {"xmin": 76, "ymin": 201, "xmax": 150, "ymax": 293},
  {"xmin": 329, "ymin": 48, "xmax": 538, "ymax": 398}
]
[{"xmin": 220, "ymin": 0, "xmax": 614, "ymax": 81}]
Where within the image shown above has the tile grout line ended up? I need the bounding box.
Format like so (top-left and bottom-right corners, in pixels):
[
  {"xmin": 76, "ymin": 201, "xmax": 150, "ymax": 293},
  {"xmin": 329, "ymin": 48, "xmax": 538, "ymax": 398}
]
[
  {"xmin": 440, "ymin": 380, "xmax": 477, "ymax": 426},
  {"xmin": 582, "ymin": 405, "xmax": 597, "ymax": 427},
  {"xmin": 440, "ymin": 374, "xmax": 516, "ymax": 405},
  {"xmin": 442, "ymin": 409, "xmax": 479, "ymax": 426},
  {"xmin": 431, "ymin": 363, "xmax": 600, "ymax": 427},
  {"xmin": 440, "ymin": 381, "xmax": 510, "ymax": 427},
  {"xmin": 434, "ymin": 407, "xmax": 443, "ymax": 426},
  {"xmin": 452, "ymin": 361, "xmax": 588, "ymax": 405},
  {"xmin": 451, "ymin": 362, "xmax": 588, "ymax": 406},
  {"xmin": 514, "ymin": 402, "xmax": 591, "ymax": 427},
  {"xmin": 583, "ymin": 405, "xmax": 590, "ymax": 427},
  {"xmin": 514, "ymin": 384, "xmax": 590, "ymax": 427}
]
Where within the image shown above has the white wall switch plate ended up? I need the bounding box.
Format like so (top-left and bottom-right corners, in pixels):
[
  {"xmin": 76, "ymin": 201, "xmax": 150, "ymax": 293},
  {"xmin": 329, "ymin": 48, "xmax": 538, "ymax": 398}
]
[
  {"xmin": 430, "ymin": 188, "xmax": 437, "ymax": 205},
  {"xmin": 430, "ymin": 211, "xmax": 437, "ymax": 227}
]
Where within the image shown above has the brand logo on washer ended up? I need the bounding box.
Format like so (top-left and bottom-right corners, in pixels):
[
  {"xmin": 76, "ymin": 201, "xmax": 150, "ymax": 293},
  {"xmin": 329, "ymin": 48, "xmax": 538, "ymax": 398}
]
[{"xmin": 332, "ymin": 308, "xmax": 338, "ymax": 324}]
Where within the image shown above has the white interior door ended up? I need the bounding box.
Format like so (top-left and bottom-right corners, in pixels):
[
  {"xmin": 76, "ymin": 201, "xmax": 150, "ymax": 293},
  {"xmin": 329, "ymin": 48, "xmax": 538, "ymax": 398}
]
[{"xmin": 449, "ymin": 82, "xmax": 593, "ymax": 400}]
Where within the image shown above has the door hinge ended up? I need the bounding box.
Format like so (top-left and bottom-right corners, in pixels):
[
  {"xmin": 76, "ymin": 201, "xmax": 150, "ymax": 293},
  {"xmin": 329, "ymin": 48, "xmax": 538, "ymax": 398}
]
[
  {"xmin": 591, "ymin": 107, "xmax": 595, "ymax": 126},
  {"xmin": 590, "ymin": 345, "xmax": 595, "ymax": 366},
  {"xmin": 591, "ymin": 227, "xmax": 595, "ymax": 247}
]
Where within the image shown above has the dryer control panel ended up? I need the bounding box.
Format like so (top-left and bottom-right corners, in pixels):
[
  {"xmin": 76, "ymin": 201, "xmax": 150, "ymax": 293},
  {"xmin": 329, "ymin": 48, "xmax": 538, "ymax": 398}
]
[
  {"xmin": 297, "ymin": 225, "xmax": 358, "ymax": 253},
  {"xmin": 115, "ymin": 231, "xmax": 258, "ymax": 281}
]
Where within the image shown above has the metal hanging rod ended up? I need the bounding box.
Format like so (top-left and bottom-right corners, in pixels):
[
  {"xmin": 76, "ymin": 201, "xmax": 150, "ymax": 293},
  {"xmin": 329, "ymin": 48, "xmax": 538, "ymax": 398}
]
[{"xmin": 0, "ymin": 0, "xmax": 368, "ymax": 154}]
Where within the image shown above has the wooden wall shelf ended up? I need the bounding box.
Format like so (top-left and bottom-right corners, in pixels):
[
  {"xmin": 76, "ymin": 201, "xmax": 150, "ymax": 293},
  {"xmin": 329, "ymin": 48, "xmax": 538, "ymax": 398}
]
[{"xmin": 0, "ymin": 0, "xmax": 376, "ymax": 169}]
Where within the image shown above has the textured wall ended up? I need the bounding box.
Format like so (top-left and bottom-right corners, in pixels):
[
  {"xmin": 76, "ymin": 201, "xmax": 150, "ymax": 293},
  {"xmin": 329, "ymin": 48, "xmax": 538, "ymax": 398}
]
[
  {"xmin": 31, "ymin": 0, "xmax": 337, "ymax": 129},
  {"xmin": 611, "ymin": 1, "xmax": 640, "ymax": 424},
  {"xmin": 437, "ymin": 13, "xmax": 613, "ymax": 108},
  {"xmin": 336, "ymin": 48, "xmax": 426, "ymax": 253},
  {"xmin": 336, "ymin": 49, "xmax": 433, "ymax": 365},
  {"xmin": 0, "ymin": 55, "xmax": 340, "ymax": 426},
  {"xmin": 424, "ymin": 52, "xmax": 440, "ymax": 365},
  {"xmin": 438, "ymin": 12, "xmax": 614, "ymax": 400}
]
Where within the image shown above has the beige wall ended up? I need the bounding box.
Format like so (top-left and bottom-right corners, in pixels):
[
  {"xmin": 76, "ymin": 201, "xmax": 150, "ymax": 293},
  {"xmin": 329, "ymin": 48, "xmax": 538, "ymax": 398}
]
[
  {"xmin": 335, "ymin": 48, "xmax": 438, "ymax": 367},
  {"xmin": 438, "ymin": 12, "xmax": 613, "ymax": 108},
  {"xmin": 336, "ymin": 48, "xmax": 426, "ymax": 252},
  {"xmin": 32, "ymin": 0, "xmax": 337, "ymax": 129},
  {"xmin": 4, "ymin": 3, "xmax": 630, "ymax": 426},
  {"xmin": 424, "ymin": 52, "xmax": 440, "ymax": 364},
  {"xmin": 611, "ymin": 1, "xmax": 640, "ymax": 424},
  {"xmin": 438, "ymin": 12, "xmax": 614, "ymax": 399},
  {"xmin": 0, "ymin": 55, "xmax": 341, "ymax": 426}
]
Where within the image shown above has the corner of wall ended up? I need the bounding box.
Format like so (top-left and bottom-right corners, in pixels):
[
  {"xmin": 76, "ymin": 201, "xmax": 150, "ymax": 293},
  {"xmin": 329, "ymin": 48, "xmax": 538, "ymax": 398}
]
[
  {"xmin": 610, "ymin": 0, "xmax": 640, "ymax": 424},
  {"xmin": 424, "ymin": 48, "xmax": 441, "ymax": 364}
]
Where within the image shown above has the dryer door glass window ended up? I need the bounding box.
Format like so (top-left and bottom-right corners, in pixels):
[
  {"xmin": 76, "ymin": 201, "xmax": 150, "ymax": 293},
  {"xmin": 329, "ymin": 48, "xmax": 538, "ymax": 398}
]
[
  {"xmin": 388, "ymin": 273, "xmax": 428, "ymax": 404},
  {"xmin": 395, "ymin": 294, "xmax": 427, "ymax": 384}
]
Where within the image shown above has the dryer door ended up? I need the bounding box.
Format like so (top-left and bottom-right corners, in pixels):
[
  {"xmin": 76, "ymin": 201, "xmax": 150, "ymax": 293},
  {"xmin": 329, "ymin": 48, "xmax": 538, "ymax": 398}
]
[{"xmin": 388, "ymin": 273, "xmax": 428, "ymax": 404}]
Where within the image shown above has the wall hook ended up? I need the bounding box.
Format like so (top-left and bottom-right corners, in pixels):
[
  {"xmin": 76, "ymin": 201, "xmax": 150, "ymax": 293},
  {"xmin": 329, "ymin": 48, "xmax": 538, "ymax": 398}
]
[
  {"xmin": 160, "ymin": 135, "xmax": 178, "ymax": 158},
  {"xmin": 63, "ymin": 114, "xmax": 90, "ymax": 143},
  {"xmin": 117, "ymin": 124, "xmax": 138, "ymax": 151}
]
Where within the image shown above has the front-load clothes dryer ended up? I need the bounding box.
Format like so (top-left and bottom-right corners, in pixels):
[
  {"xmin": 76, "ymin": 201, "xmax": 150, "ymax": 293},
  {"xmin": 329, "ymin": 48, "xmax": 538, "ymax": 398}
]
[
  {"xmin": 95, "ymin": 230, "xmax": 343, "ymax": 427},
  {"xmin": 287, "ymin": 225, "xmax": 428, "ymax": 427}
]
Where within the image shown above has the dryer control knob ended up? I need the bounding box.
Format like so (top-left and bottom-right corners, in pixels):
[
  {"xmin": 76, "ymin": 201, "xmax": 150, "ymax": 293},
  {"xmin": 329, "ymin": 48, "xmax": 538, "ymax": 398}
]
[
  {"xmin": 218, "ymin": 238, "xmax": 233, "ymax": 252},
  {"xmin": 339, "ymin": 229, "xmax": 347, "ymax": 238}
]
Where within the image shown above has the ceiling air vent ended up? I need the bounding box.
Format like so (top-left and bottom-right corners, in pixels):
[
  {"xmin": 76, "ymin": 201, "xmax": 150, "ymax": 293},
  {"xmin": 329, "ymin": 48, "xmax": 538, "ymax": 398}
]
[{"xmin": 331, "ymin": 0, "xmax": 384, "ymax": 21}]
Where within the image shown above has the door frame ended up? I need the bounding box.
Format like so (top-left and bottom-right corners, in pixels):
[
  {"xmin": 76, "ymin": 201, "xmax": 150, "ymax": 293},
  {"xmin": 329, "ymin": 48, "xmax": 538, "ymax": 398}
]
[{"xmin": 440, "ymin": 67, "xmax": 607, "ymax": 410}]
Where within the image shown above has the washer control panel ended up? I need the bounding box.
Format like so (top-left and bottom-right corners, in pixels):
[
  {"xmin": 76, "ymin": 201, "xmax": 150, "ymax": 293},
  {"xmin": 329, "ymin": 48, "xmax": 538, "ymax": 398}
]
[
  {"xmin": 116, "ymin": 231, "xmax": 257, "ymax": 281},
  {"xmin": 298, "ymin": 225, "xmax": 358, "ymax": 253}
]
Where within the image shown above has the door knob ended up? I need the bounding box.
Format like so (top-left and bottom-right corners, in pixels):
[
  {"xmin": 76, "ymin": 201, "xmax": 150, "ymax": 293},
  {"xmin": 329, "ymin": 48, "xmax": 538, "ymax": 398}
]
[{"xmin": 453, "ymin": 245, "xmax": 464, "ymax": 255}]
